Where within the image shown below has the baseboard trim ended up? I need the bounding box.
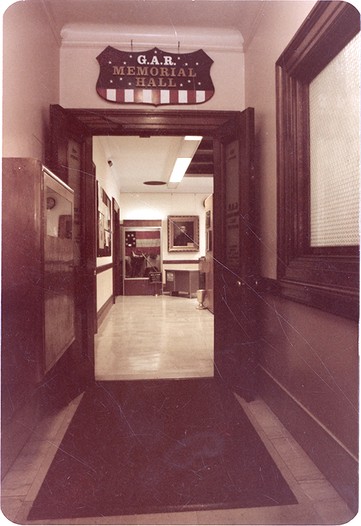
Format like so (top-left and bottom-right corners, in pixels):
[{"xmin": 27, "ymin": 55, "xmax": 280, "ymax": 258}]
[
  {"xmin": 1, "ymin": 398, "xmax": 39, "ymax": 478},
  {"xmin": 258, "ymin": 365, "xmax": 358, "ymax": 513},
  {"xmin": 97, "ymin": 295, "xmax": 114, "ymax": 329},
  {"xmin": 2, "ymin": 341, "xmax": 89, "ymax": 479}
]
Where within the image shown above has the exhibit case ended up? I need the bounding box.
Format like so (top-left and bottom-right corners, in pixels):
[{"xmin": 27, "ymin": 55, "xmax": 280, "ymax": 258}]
[
  {"xmin": 2, "ymin": 158, "xmax": 75, "ymax": 403},
  {"xmin": 2, "ymin": 158, "xmax": 75, "ymax": 474},
  {"xmin": 123, "ymin": 221, "xmax": 162, "ymax": 295}
]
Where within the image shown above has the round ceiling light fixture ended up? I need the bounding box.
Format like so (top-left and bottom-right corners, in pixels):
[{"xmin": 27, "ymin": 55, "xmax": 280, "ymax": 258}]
[{"xmin": 143, "ymin": 180, "xmax": 167, "ymax": 186}]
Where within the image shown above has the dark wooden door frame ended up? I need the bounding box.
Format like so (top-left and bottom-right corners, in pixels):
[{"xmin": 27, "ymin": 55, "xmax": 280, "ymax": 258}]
[
  {"xmin": 112, "ymin": 197, "xmax": 122, "ymax": 297},
  {"xmin": 51, "ymin": 106, "xmax": 255, "ymax": 385},
  {"xmin": 48, "ymin": 106, "xmax": 97, "ymax": 386}
]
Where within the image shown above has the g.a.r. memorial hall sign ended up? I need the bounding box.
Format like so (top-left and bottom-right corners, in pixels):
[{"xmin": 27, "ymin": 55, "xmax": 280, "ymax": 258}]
[{"xmin": 96, "ymin": 46, "xmax": 214, "ymax": 106}]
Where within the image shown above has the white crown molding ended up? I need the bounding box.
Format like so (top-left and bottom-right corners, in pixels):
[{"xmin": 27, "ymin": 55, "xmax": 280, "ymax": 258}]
[{"xmin": 60, "ymin": 23, "xmax": 244, "ymax": 52}]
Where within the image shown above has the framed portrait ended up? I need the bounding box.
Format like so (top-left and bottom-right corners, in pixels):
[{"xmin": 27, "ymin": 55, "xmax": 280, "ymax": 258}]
[{"xmin": 168, "ymin": 215, "xmax": 199, "ymax": 252}]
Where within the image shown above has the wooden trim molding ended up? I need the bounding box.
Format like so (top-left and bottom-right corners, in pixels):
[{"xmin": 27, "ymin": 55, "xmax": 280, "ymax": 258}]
[
  {"xmin": 122, "ymin": 219, "xmax": 162, "ymax": 227},
  {"xmin": 259, "ymin": 276, "xmax": 359, "ymax": 321},
  {"xmin": 258, "ymin": 365, "xmax": 358, "ymax": 513},
  {"xmin": 163, "ymin": 260, "xmax": 199, "ymax": 265},
  {"xmin": 97, "ymin": 295, "xmax": 113, "ymax": 329},
  {"xmin": 96, "ymin": 263, "xmax": 113, "ymax": 274},
  {"xmin": 276, "ymin": 1, "xmax": 360, "ymax": 320}
]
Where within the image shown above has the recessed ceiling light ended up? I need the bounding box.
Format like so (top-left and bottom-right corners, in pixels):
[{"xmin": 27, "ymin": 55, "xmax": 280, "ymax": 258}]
[{"xmin": 143, "ymin": 180, "xmax": 167, "ymax": 186}]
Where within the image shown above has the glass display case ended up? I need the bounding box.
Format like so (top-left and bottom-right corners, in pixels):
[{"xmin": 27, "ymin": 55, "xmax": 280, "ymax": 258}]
[{"xmin": 123, "ymin": 225, "xmax": 162, "ymax": 295}]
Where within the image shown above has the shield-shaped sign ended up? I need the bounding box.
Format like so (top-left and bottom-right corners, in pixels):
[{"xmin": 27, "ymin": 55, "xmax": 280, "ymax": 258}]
[{"xmin": 96, "ymin": 46, "xmax": 214, "ymax": 106}]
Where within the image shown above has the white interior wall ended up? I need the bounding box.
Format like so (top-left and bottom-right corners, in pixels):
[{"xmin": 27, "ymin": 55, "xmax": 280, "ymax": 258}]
[
  {"xmin": 2, "ymin": 2, "xmax": 60, "ymax": 160},
  {"xmin": 93, "ymin": 137, "xmax": 123, "ymax": 311},
  {"xmin": 60, "ymin": 45, "xmax": 244, "ymax": 110}
]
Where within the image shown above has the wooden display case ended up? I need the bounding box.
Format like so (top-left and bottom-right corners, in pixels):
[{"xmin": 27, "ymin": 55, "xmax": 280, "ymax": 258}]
[
  {"xmin": 164, "ymin": 269, "xmax": 199, "ymax": 298},
  {"xmin": 2, "ymin": 158, "xmax": 75, "ymax": 473}
]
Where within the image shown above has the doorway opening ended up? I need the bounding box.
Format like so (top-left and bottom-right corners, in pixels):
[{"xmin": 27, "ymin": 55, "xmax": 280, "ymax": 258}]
[
  {"xmin": 92, "ymin": 133, "xmax": 214, "ymax": 381},
  {"xmin": 48, "ymin": 106, "xmax": 257, "ymax": 400}
]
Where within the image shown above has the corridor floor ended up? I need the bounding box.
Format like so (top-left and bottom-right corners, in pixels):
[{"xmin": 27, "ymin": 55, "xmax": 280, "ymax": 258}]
[
  {"xmin": 1, "ymin": 296, "xmax": 355, "ymax": 525},
  {"xmin": 95, "ymin": 296, "xmax": 214, "ymax": 381}
]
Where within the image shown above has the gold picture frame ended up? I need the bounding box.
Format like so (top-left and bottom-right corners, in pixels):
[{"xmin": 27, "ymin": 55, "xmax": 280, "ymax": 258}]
[{"xmin": 168, "ymin": 215, "xmax": 199, "ymax": 252}]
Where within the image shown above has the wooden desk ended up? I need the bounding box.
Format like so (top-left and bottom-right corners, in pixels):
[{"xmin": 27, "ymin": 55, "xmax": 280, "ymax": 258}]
[{"xmin": 165, "ymin": 270, "xmax": 199, "ymax": 298}]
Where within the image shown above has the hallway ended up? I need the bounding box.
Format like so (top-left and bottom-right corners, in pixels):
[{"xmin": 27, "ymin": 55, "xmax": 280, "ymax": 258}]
[{"xmin": 1, "ymin": 298, "xmax": 355, "ymax": 525}]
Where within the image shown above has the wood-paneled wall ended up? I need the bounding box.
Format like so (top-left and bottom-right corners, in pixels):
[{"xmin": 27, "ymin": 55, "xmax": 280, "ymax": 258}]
[{"xmin": 257, "ymin": 287, "xmax": 358, "ymax": 511}]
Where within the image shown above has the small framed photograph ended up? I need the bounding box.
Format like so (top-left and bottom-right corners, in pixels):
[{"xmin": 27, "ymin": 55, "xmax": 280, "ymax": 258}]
[
  {"xmin": 97, "ymin": 184, "xmax": 112, "ymax": 256},
  {"xmin": 168, "ymin": 215, "xmax": 199, "ymax": 252}
]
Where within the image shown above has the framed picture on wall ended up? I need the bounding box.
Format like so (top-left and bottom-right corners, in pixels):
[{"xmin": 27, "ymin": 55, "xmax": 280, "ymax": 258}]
[
  {"xmin": 206, "ymin": 209, "xmax": 212, "ymax": 229},
  {"xmin": 168, "ymin": 215, "xmax": 199, "ymax": 252},
  {"xmin": 97, "ymin": 184, "xmax": 111, "ymax": 257}
]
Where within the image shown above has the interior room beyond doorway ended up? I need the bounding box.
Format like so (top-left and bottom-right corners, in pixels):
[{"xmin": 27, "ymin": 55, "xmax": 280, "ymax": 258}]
[{"xmin": 93, "ymin": 134, "xmax": 215, "ymax": 380}]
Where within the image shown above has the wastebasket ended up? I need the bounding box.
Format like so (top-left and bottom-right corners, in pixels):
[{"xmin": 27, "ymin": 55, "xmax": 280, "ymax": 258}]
[{"xmin": 196, "ymin": 289, "xmax": 206, "ymax": 309}]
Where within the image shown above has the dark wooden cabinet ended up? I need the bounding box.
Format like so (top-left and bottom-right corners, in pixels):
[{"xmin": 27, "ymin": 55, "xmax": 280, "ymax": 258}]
[
  {"xmin": 2, "ymin": 158, "xmax": 75, "ymax": 475},
  {"xmin": 204, "ymin": 195, "xmax": 214, "ymax": 312}
]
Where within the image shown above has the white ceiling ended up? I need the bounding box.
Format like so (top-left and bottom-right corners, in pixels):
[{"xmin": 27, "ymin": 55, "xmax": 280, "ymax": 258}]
[
  {"xmin": 94, "ymin": 135, "xmax": 214, "ymax": 194},
  {"xmin": 41, "ymin": 0, "xmax": 265, "ymax": 194}
]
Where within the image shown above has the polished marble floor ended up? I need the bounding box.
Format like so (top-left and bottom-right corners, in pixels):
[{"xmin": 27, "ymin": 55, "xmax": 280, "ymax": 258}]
[
  {"xmin": 1, "ymin": 296, "xmax": 356, "ymax": 525},
  {"xmin": 95, "ymin": 295, "xmax": 214, "ymax": 380}
]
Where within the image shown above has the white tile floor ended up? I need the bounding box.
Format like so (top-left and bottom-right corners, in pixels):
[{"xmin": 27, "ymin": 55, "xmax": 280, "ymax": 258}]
[
  {"xmin": 1, "ymin": 296, "xmax": 356, "ymax": 525},
  {"xmin": 95, "ymin": 296, "xmax": 214, "ymax": 380}
]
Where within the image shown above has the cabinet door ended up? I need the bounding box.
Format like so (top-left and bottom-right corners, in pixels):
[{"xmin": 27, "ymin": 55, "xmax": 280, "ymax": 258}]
[
  {"xmin": 44, "ymin": 169, "xmax": 75, "ymax": 373},
  {"xmin": 48, "ymin": 104, "xmax": 96, "ymax": 383}
]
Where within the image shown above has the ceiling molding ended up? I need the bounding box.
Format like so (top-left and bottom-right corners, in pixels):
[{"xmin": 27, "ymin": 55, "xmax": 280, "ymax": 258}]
[
  {"xmin": 60, "ymin": 24, "xmax": 244, "ymax": 52},
  {"xmin": 242, "ymin": 0, "xmax": 266, "ymax": 52}
]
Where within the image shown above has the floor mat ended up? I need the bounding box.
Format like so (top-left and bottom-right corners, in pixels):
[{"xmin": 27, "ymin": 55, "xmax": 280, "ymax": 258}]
[{"xmin": 28, "ymin": 378, "xmax": 297, "ymax": 520}]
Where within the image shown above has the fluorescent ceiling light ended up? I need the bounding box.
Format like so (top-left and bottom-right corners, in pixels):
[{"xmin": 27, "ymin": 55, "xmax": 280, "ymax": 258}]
[
  {"xmin": 168, "ymin": 135, "xmax": 203, "ymax": 187},
  {"xmin": 169, "ymin": 157, "xmax": 192, "ymax": 183}
]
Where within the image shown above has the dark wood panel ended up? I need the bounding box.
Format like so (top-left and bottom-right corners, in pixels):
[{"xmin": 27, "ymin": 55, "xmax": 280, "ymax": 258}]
[
  {"xmin": 258, "ymin": 367, "xmax": 358, "ymax": 513},
  {"xmin": 48, "ymin": 106, "xmax": 96, "ymax": 377},
  {"xmin": 163, "ymin": 260, "xmax": 199, "ymax": 265},
  {"xmin": 122, "ymin": 219, "xmax": 162, "ymax": 227},
  {"xmin": 259, "ymin": 291, "xmax": 358, "ymax": 455},
  {"xmin": 2, "ymin": 158, "xmax": 44, "ymax": 421},
  {"xmin": 260, "ymin": 276, "xmax": 358, "ymax": 321},
  {"xmin": 203, "ymin": 195, "xmax": 214, "ymax": 313},
  {"xmin": 279, "ymin": 1, "xmax": 360, "ymax": 82},
  {"xmin": 112, "ymin": 198, "xmax": 122, "ymax": 296},
  {"xmin": 276, "ymin": 1, "xmax": 360, "ymax": 319},
  {"xmin": 124, "ymin": 279, "xmax": 155, "ymax": 295},
  {"xmin": 1, "ymin": 158, "xmax": 79, "ymax": 477}
]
